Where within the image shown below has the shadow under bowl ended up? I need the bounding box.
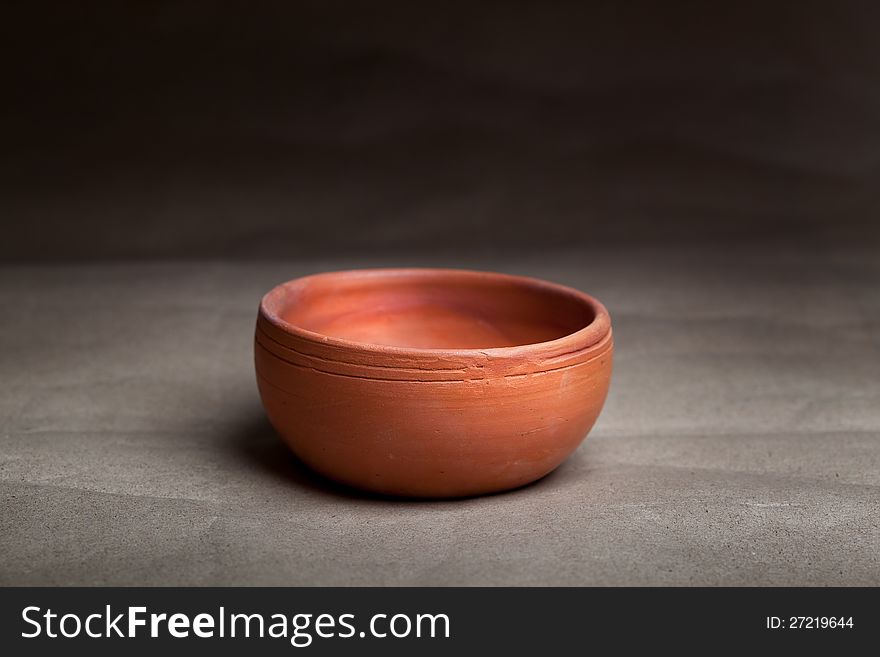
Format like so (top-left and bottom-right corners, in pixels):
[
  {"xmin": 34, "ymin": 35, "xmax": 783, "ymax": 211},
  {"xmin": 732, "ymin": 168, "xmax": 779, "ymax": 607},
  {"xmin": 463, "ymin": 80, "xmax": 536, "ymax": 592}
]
[{"xmin": 255, "ymin": 268, "xmax": 613, "ymax": 498}]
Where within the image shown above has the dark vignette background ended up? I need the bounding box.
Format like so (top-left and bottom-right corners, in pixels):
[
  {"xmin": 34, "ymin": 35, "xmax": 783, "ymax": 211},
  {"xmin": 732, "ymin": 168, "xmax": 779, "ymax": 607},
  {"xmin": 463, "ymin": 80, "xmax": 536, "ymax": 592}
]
[
  {"xmin": 1, "ymin": 1, "xmax": 879, "ymax": 586},
  {"xmin": 3, "ymin": 0, "xmax": 879, "ymax": 259}
]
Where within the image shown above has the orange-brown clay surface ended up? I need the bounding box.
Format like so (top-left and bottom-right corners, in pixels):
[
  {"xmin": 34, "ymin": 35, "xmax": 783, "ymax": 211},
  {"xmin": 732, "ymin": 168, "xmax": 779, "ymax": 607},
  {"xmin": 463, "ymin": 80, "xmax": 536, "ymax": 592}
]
[{"xmin": 255, "ymin": 269, "xmax": 613, "ymax": 497}]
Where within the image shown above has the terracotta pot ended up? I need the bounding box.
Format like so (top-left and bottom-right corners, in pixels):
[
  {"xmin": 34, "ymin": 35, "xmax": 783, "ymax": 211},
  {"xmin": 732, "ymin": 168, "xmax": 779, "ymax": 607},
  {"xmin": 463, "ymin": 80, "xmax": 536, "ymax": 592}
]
[{"xmin": 254, "ymin": 268, "xmax": 613, "ymax": 497}]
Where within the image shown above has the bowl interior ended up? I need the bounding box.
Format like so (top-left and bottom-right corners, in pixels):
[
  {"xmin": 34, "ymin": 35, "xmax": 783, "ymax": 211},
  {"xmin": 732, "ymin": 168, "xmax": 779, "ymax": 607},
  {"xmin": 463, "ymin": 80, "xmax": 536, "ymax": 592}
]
[{"xmin": 269, "ymin": 270, "xmax": 596, "ymax": 350}]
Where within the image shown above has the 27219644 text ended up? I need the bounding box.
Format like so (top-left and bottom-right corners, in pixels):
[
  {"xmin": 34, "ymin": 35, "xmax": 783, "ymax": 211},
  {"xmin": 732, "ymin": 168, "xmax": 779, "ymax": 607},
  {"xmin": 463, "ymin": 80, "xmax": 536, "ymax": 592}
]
[{"xmin": 766, "ymin": 617, "xmax": 853, "ymax": 630}]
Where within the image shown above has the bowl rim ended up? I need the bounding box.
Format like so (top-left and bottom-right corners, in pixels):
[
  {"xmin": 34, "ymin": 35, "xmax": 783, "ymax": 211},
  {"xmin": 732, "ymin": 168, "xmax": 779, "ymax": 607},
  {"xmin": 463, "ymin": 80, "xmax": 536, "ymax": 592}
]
[{"xmin": 258, "ymin": 268, "xmax": 611, "ymax": 364}]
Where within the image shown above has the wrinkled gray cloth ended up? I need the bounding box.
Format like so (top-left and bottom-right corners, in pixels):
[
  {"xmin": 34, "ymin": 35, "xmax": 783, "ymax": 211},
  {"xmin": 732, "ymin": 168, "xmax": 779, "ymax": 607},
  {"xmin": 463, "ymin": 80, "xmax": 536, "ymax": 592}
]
[{"xmin": 2, "ymin": 246, "xmax": 878, "ymax": 584}]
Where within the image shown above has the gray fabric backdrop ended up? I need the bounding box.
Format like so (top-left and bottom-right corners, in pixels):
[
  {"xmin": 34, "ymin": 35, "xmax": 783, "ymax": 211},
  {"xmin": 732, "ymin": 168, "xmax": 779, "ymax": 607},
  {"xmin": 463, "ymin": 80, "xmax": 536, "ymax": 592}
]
[{"xmin": 2, "ymin": 0, "xmax": 879, "ymax": 260}]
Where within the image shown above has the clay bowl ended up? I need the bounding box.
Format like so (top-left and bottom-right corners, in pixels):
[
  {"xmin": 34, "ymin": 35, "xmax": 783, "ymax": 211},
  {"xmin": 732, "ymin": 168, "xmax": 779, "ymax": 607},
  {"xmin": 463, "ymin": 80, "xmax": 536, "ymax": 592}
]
[{"xmin": 254, "ymin": 268, "xmax": 613, "ymax": 498}]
